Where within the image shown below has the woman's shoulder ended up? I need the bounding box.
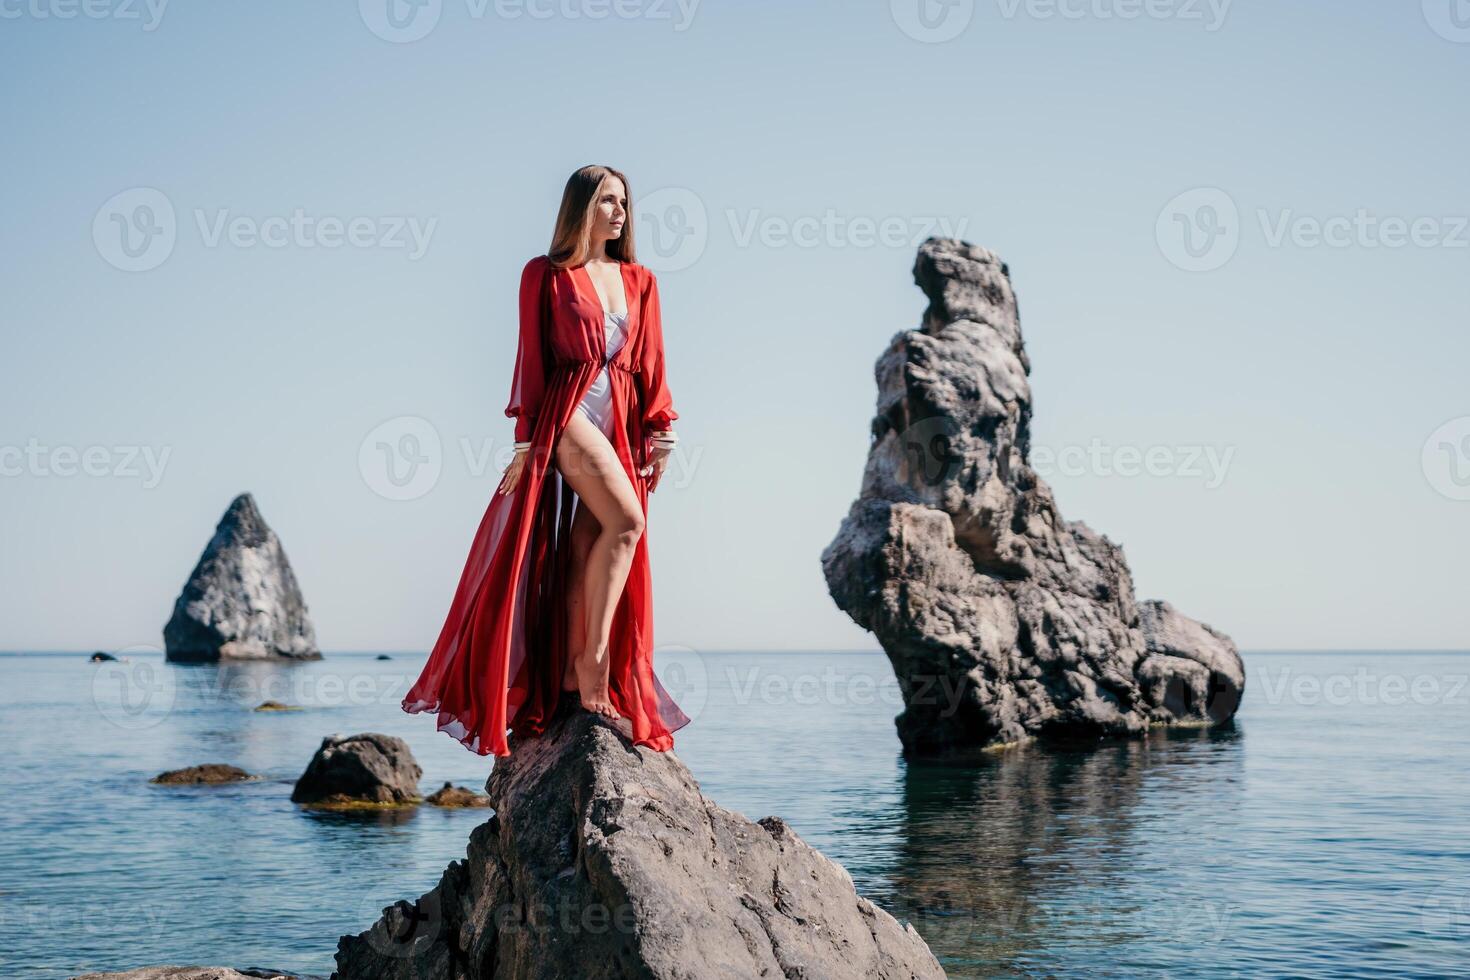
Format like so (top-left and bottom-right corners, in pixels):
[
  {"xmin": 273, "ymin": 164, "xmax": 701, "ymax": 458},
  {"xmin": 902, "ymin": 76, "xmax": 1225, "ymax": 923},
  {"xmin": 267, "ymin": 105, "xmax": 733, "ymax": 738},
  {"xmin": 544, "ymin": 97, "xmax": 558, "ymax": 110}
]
[{"xmin": 625, "ymin": 260, "xmax": 658, "ymax": 289}]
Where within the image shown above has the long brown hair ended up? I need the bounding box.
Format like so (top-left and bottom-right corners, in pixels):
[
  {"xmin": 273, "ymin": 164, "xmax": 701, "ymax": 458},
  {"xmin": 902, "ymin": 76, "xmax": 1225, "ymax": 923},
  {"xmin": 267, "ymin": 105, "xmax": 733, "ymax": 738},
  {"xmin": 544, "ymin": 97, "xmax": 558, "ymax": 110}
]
[{"xmin": 547, "ymin": 165, "xmax": 637, "ymax": 269}]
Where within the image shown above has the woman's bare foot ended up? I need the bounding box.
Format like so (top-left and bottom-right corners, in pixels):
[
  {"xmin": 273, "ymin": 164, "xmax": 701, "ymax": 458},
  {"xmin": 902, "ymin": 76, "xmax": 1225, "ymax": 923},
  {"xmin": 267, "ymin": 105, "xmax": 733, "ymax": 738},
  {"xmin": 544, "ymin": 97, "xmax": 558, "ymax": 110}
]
[{"xmin": 573, "ymin": 647, "xmax": 619, "ymax": 720}]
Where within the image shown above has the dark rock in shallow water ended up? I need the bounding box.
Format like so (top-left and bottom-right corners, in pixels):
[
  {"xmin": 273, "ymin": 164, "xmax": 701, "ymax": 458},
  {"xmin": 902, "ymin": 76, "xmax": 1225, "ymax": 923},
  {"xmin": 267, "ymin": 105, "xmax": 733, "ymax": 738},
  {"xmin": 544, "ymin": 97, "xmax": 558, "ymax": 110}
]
[
  {"xmin": 332, "ymin": 702, "xmax": 944, "ymax": 980},
  {"xmin": 254, "ymin": 700, "xmax": 300, "ymax": 712},
  {"xmin": 424, "ymin": 782, "xmax": 490, "ymax": 807},
  {"xmin": 291, "ymin": 733, "xmax": 422, "ymax": 808},
  {"xmin": 150, "ymin": 764, "xmax": 254, "ymax": 785},
  {"xmin": 164, "ymin": 492, "xmax": 321, "ymax": 662},
  {"xmin": 90, "ymin": 651, "xmax": 117, "ymax": 662},
  {"xmin": 822, "ymin": 237, "xmax": 1245, "ymax": 757}
]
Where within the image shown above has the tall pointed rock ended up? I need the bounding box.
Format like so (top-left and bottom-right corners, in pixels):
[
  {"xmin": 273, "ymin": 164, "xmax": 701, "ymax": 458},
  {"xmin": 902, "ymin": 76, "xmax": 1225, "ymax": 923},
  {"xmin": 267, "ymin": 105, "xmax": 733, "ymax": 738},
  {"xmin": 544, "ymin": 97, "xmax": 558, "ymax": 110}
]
[{"xmin": 164, "ymin": 492, "xmax": 321, "ymax": 662}]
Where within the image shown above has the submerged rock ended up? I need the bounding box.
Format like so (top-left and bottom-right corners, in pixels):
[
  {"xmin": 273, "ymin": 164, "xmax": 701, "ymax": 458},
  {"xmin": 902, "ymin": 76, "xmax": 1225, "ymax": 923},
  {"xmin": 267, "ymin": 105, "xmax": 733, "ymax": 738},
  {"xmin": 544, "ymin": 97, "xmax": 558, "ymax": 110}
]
[
  {"xmin": 424, "ymin": 782, "xmax": 490, "ymax": 808},
  {"xmin": 150, "ymin": 764, "xmax": 254, "ymax": 785},
  {"xmin": 291, "ymin": 733, "xmax": 422, "ymax": 809},
  {"xmin": 822, "ymin": 237, "xmax": 1245, "ymax": 756},
  {"xmin": 332, "ymin": 702, "xmax": 944, "ymax": 980},
  {"xmin": 164, "ymin": 493, "xmax": 321, "ymax": 662}
]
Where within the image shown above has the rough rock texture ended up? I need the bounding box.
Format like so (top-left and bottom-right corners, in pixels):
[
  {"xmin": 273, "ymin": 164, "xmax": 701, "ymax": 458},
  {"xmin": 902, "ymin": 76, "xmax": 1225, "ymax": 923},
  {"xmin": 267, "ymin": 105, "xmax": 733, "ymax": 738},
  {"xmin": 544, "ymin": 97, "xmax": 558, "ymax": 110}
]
[
  {"xmin": 332, "ymin": 701, "xmax": 944, "ymax": 980},
  {"xmin": 150, "ymin": 763, "xmax": 254, "ymax": 785},
  {"xmin": 822, "ymin": 237, "xmax": 1245, "ymax": 756},
  {"xmin": 164, "ymin": 492, "xmax": 321, "ymax": 662},
  {"xmin": 290, "ymin": 733, "xmax": 423, "ymax": 808}
]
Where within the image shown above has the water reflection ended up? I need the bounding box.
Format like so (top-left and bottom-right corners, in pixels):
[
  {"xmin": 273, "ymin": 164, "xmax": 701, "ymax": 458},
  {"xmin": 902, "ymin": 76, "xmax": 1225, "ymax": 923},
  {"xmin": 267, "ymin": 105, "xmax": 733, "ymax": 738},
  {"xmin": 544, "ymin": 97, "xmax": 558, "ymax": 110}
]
[{"xmin": 887, "ymin": 727, "xmax": 1244, "ymax": 978}]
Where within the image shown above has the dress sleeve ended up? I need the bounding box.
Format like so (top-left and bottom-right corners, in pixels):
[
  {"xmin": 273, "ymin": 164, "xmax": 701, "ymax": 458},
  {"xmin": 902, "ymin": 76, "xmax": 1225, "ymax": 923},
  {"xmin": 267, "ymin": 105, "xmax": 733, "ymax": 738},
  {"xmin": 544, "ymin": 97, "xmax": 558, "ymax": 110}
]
[
  {"xmin": 638, "ymin": 269, "xmax": 679, "ymax": 433},
  {"xmin": 505, "ymin": 256, "xmax": 549, "ymax": 444}
]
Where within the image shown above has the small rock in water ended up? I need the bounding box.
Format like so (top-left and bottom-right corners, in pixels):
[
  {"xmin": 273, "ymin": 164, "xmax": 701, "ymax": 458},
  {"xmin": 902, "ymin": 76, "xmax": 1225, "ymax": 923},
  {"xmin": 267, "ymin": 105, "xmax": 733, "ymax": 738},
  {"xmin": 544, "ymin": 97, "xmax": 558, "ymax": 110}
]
[
  {"xmin": 253, "ymin": 700, "xmax": 299, "ymax": 712},
  {"xmin": 150, "ymin": 764, "xmax": 254, "ymax": 785},
  {"xmin": 89, "ymin": 651, "xmax": 118, "ymax": 662},
  {"xmin": 290, "ymin": 733, "xmax": 422, "ymax": 809},
  {"xmin": 424, "ymin": 782, "xmax": 490, "ymax": 807}
]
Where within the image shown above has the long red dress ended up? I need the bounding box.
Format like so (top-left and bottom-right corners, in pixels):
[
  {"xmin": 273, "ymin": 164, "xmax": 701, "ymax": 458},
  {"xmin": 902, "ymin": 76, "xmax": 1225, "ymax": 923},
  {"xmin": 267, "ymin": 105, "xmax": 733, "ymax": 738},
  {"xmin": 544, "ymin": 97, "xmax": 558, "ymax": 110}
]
[{"xmin": 401, "ymin": 254, "xmax": 690, "ymax": 757}]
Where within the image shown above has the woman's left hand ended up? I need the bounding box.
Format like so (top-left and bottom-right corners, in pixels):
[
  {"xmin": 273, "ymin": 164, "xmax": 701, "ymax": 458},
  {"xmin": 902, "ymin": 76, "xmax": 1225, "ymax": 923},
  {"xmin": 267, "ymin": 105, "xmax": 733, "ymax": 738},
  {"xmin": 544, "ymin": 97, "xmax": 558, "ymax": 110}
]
[{"xmin": 640, "ymin": 446, "xmax": 671, "ymax": 493}]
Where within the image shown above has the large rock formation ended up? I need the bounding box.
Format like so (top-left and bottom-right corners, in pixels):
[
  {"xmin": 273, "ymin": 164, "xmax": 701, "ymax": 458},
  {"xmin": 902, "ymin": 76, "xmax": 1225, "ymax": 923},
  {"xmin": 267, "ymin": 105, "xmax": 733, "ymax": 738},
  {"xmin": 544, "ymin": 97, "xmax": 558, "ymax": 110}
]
[
  {"xmin": 332, "ymin": 702, "xmax": 945, "ymax": 979},
  {"xmin": 822, "ymin": 237, "xmax": 1244, "ymax": 756},
  {"xmin": 164, "ymin": 492, "xmax": 321, "ymax": 662}
]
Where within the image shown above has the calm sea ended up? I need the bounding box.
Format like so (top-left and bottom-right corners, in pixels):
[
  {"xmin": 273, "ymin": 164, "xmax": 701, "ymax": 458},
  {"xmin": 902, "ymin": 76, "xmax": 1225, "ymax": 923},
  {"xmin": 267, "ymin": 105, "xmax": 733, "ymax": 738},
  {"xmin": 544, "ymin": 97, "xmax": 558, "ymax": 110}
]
[{"xmin": 2, "ymin": 650, "xmax": 1467, "ymax": 979}]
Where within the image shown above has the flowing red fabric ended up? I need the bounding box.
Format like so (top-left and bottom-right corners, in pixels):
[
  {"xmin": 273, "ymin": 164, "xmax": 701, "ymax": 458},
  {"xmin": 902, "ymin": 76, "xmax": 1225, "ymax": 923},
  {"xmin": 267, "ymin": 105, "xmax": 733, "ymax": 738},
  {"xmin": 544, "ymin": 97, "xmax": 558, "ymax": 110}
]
[{"xmin": 401, "ymin": 254, "xmax": 690, "ymax": 757}]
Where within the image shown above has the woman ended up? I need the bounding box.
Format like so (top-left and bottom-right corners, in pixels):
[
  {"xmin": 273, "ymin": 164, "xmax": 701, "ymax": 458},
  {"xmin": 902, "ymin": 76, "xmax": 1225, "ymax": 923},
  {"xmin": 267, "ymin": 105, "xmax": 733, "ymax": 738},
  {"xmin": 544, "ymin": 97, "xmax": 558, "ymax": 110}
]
[{"xmin": 401, "ymin": 165, "xmax": 690, "ymax": 758}]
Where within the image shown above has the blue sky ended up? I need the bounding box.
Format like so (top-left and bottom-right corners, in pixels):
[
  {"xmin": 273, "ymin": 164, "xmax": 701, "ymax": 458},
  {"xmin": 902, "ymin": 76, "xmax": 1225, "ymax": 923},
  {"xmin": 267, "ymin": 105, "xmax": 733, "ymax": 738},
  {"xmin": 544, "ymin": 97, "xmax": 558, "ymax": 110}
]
[{"xmin": 2, "ymin": 1, "xmax": 1467, "ymax": 653}]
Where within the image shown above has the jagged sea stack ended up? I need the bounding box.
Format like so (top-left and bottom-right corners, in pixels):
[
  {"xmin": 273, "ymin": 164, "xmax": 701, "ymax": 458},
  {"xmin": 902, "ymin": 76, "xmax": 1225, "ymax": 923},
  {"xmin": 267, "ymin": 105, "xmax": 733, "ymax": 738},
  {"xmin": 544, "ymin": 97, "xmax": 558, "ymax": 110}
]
[
  {"xmin": 821, "ymin": 237, "xmax": 1244, "ymax": 756},
  {"xmin": 164, "ymin": 492, "xmax": 321, "ymax": 662}
]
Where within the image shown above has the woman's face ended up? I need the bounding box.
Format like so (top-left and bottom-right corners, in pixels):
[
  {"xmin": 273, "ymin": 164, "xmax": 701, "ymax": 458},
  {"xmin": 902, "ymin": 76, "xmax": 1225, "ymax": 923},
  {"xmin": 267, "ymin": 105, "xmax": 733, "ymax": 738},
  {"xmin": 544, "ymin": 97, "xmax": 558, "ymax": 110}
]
[{"xmin": 591, "ymin": 177, "xmax": 627, "ymax": 242}]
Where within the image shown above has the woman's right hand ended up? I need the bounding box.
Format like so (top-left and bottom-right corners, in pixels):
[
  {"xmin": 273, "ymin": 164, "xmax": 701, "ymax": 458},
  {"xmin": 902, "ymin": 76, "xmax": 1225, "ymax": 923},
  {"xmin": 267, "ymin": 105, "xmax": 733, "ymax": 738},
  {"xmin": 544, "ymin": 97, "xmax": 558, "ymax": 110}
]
[{"xmin": 496, "ymin": 449, "xmax": 529, "ymax": 496}]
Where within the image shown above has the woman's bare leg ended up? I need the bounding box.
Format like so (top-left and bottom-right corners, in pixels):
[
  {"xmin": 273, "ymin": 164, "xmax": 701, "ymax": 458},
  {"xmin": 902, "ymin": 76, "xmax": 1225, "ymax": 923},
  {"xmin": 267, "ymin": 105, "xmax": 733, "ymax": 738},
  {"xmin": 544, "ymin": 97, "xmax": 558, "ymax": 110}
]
[
  {"xmin": 560, "ymin": 501, "xmax": 601, "ymax": 693},
  {"xmin": 555, "ymin": 411, "xmax": 645, "ymax": 720}
]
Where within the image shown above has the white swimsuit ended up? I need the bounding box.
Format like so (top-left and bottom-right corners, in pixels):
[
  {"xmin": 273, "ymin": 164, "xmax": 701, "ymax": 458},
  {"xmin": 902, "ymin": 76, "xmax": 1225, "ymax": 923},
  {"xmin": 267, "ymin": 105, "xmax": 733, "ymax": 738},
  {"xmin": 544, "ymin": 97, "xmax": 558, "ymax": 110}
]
[{"xmin": 575, "ymin": 309, "xmax": 629, "ymax": 440}]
